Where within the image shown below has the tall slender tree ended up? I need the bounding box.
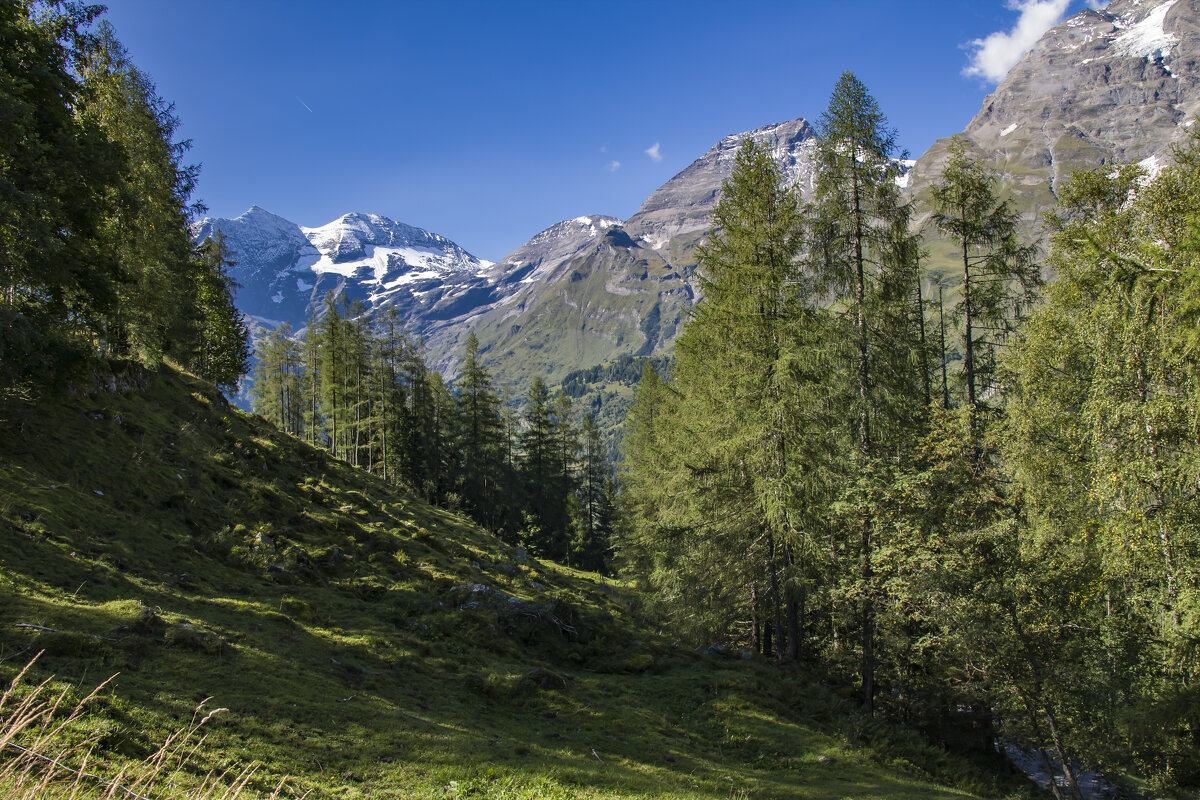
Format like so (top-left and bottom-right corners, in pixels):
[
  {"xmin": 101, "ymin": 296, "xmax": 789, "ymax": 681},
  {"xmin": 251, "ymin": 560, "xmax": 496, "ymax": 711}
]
[
  {"xmin": 807, "ymin": 71, "xmax": 922, "ymax": 711},
  {"xmin": 189, "ymin": 233, "xmax": 250, "ymax": 392},
  {"xmin": 931, "ymin": 137, "xmax": 1040, "ymax": 412}
]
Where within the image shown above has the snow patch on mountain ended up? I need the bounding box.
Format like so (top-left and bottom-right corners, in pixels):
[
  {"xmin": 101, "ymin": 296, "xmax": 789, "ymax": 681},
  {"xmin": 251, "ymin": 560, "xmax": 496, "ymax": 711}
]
[{"xmin": 1112, "ymin": 0, "xmax": 1178, "ymax": 58}]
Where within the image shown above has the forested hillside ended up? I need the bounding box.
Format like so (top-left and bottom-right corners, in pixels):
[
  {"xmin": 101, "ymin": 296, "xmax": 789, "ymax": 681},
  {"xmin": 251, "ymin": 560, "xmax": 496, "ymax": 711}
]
[
  {"xmin": 251, "ymin": 305, "xmax": 618, "ymax": 573},
  {"xmin": 0, "ymin": 3, "xmax": 247, "ymax": 391},
  {"xmin": 621, "ymin": 73, "xmax": 1200, "ymax": 796}
]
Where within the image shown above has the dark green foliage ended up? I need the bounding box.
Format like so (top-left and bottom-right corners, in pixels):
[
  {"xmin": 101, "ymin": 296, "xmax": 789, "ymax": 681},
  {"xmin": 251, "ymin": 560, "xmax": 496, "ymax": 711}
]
[
  {"xmin": 999, "ymin": 129, "xmax": 1200, "ymax": 789},
  {"xmin": 188, "ymin": 233, "xmax": 251, "ymax": 391},
  {"xmin": 621, "ymin": 135, "xmax": 832, "ymax": 660},
  {"xmin": 0, "ymin": 5, "xmax": 248, "ymax": 395},
  {"xmin": 252, "ymin": 305, "xmax": 616, "ymax": 572},
  {"xmin": 621, "ymin": 79, "xmax": 1200, "ymax": 798},
  {"xmin": 930, "ymin": 137, "xmax": 1040, "ymax": 410},
  {"xmin": 0, "ymin": 2, "xmax": 120, "ymax": 385}
]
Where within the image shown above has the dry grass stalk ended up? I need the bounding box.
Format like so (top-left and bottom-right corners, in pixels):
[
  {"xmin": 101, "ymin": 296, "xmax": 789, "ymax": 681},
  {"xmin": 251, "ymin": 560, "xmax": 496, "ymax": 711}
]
[{"xmin": 0, "ymin": 654, "xmax": 298, "ymax": 799}]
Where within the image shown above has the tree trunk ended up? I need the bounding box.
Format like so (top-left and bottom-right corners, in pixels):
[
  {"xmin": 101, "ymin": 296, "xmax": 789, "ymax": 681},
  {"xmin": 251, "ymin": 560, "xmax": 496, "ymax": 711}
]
[
  {"xmin": 785, "ymin": 543, "xmax": 801, "ymax": 662},
  {"xmin": 916, "ymin": 258, "xmax": 931, "ymax": 408},
  {"xmin": 852, "ymin": 154, "xmax": 875, "ymax": 714},
  {"xmin": 938, "ymin": 287, "xmax": 950, "ymax": 410},
  {"xmin": 960, "ymin": 222, "xmax": 976, "ymax": 409},
  {"xmin": 751, "ymin": 585, "xmax": 761, "ymax": 654}
]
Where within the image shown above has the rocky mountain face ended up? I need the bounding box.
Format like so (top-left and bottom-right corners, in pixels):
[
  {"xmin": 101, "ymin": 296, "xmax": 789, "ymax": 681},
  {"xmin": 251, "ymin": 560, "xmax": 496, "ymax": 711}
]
[
  {"xmin": 198, "ymin": 119, "xmax": 821, "ymax": 393},
  {"xmin": 445, "ymin": 118, "xmax": 820, "ymax": 388},
  {"xmin": 209, "ymin": 0, "xmax": 1198, "ymax": 406},
  {"xmin": 908, "ymin": 0, "xmax": 1200, "ymax": 247},
  {"xmin": 192, "ymin": 207, "xmax": 493, "ymax": 335}
]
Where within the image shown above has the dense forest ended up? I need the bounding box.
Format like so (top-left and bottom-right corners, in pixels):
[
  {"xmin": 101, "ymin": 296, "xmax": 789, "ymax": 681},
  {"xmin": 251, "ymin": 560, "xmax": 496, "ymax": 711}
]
[
  {"xmin": 0, "ymin": 2, "xmax": 248, "ymax": 392},
  {"xmin": 251, "ymin": 307, "xmax": 618, "ymax": 572},
  {"xmin": 620, "ymin": 73, "xmax": 1200, "ymax": 794}
]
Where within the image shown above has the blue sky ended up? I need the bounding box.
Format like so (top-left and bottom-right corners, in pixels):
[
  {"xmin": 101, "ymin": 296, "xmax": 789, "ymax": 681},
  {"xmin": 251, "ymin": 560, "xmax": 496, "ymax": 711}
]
[{"xmin": 99, "ymin": 0, "xmax": 1104, "ymax": 260}]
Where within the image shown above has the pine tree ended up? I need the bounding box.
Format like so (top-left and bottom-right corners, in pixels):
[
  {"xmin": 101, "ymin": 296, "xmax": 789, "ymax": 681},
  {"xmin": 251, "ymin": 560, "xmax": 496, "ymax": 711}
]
[
  {"xmin": 0, "ymin": 2, "xmax": 121, "ymax": 385},
  {"xmin": 315, "ymin": 292, "xmax": 345, "ymax": 456},
  {"xmin": 371, "ymin": 308, "xmax": 409, "ymax": 482},
  {"xmin": 456, "ymin": 332, "xmax": 504, "ymax": 529},
  {"xmin": 573, "ymin": 413, "xmax": 612, "ymax": 572},
  {"xmin": 520, "ymin": 377, "xmax": 561, "ymax": 557},
  {"xmin": 79, "ymin": 22, "xmax": 202, "ymax": 366},
  {"xmin": 251, "ymin": 323, "xmax": 303, "ymax": 434}
]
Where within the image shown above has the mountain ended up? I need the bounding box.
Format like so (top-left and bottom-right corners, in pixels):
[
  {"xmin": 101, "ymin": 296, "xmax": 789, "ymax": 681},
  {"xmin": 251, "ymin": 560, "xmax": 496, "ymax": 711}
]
[
  {"xmin": 908, "ymin": 0, "xmax": 1200, "ymax": 250},
  {"xmin": 195, "ymin": 119, "xmax": 821, "ymax": 393},
  {"xmin": 192, "ymin": 207, "xmax": 494, "ymax": 332},
  {"xmin": 206, "ymin": 0, "xmax": 1199, "ymax": 408}
]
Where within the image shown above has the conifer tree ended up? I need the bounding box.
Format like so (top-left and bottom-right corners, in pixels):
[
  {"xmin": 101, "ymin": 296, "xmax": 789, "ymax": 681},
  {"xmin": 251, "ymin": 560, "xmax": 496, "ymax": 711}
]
[
  {"xmin": 315, "ymin": 292, "xmax": 345, "ymax": 456},
  {"xmin": 573, "ymin": 413, "xmax": 613, "ymax": 572},
  {"xmin": 1001, "ymin": 140, "xmax": 1200, "ymax": 785},
  {"xmin": 252, "ymin": 322, "xmax": 303, "ymax": 435},
  {"xmin": 931, "ymin": 137, "xmax": 1040, "ymax": 411},
  {"xmin": 371, "ymin": 308, "xmax": 408, "ymax": 482},
  {"xmin": 79, "ymin": 22, "xmax": 201, "ymax": 366},
  {"xmin": 520, "ymin": 377, "xmax": 561, "ymax": 557},
  {"xmin": 622, "ymin": 136, "xmax": 837, "ymax": 654},
  {"xmin": 807, "ymin": 71, "xmax": 922, "ymax": 710},
  {"xmin": 456, "ymin": 332, "xmax": 504, "ymax": 529},
  {"xmin": 189, "ymin": 233, "xmax": 250, "ymax": 392},
  {"xmin": 0, "ymin": 2, "xmax": 120, "ymax": 384}
]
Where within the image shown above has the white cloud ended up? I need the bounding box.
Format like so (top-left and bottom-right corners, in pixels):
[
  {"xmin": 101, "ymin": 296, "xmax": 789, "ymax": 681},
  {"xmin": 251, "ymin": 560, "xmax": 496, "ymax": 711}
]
[
  {"xmin": 645, "ymin": 142, "xmax": 662, "ymax": 162},
  {"xmin": 963, "ymin": 0, "xmax": 1071, "ymax": 83},
  {"xmin": 607, "ymin": 160, "xmax": 621, "ymax": 172},
  {"xmin": 599, "ymin": 144, "xmax": 608, "ymax": 153}
]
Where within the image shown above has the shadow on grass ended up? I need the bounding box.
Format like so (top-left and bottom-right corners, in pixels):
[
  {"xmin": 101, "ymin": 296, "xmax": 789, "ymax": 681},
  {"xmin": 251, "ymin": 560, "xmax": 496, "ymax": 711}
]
[{"xmin": 1, "ymin": 367, "xmax": 982, "ymax": 799}]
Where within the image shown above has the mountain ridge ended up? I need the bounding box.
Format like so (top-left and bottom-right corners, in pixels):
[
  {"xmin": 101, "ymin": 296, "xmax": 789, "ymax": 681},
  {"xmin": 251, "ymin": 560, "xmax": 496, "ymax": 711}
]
[{"xmin": 201, "ymin": 0, "xmax": 1200, "ymax": 402}]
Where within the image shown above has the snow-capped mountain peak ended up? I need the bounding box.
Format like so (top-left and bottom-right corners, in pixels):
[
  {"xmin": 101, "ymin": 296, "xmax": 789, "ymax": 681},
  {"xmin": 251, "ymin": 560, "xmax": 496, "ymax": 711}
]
[{"xmin": 191, "ymin": 207, "xmax": 493, "ymax": 328}]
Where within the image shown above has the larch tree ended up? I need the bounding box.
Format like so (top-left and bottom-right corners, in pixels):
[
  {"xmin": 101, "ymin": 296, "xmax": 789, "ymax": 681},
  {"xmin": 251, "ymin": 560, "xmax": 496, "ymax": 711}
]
[
  {"xmin": 622, "ymin": 135, "xmax": 836, "ymax": 657},
  {"xmin": 1001, "ymin": 136, "xmax": 1200, "ymax": 786},
  {"xmin": 931, "ymin": 136, "xmax": 1040, "ymax": 413},
  {"xmin": 806, "ymin": 71, "xmax": 923, "ymax": 711}
]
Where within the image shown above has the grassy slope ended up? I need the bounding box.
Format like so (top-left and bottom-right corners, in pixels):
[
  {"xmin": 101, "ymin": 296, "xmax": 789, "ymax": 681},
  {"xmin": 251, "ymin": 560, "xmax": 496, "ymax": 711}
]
[{"xmin": 1, "ymin": 364, "xmax": 1008, "ymax": 799}]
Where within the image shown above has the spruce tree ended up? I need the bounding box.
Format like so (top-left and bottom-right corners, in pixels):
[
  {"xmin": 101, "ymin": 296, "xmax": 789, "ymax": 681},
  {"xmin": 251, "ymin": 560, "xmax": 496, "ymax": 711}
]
[
  {"xmin": 520, "ymin": 377, "xmax": 560, "ymax": 557},
  {"xmin": 79, "ymin": 22, "xmax": 202, "ymax": 366},
  {"xmin": 456, "ymin": 332, "xmax": 504, "ymax": 529},
  {"xmin": 0, "ymin": 1, "xmax": 120, "ymax": 384},
  {"xmin": 190, "ymin": 233, "xmax": 250, "ymax": 392}
]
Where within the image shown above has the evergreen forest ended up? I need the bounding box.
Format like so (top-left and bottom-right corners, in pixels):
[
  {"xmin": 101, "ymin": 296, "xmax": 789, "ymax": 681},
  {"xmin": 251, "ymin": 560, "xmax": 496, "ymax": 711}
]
[{"xmin": 621, "ymin": 74, "xmax": 1200, "ymax": 795}]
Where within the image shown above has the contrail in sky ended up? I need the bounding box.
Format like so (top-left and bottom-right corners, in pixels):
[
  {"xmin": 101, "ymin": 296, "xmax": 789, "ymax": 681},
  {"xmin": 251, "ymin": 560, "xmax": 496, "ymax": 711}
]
[{"xmin": 298, "ymin": 98, "xmax": 313, "ymax": 113}]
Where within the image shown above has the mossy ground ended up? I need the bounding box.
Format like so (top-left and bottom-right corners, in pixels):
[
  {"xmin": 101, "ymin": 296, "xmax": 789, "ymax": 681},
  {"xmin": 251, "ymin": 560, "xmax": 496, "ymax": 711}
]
[{"xmin": 1, "ymin": 365, "xmax": 1024, "ymax": 798}]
